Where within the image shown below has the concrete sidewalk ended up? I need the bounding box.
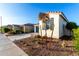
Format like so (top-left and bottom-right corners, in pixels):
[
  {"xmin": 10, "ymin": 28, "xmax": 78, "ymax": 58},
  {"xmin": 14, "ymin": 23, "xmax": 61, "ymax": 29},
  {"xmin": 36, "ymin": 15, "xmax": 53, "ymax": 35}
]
[
  {"xmin": 8, "ymin": 33, "xmax": 38, "ymax": 41},
  {"xmin": 0, "ymin": 33, "xmax": 28, "ymax": 56}
]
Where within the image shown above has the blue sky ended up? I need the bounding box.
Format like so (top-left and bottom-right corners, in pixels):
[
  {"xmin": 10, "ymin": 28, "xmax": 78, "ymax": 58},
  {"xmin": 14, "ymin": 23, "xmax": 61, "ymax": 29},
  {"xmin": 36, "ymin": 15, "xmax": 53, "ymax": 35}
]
[{"xmin": 0, "ymin": 3, "xmax": 79, "ymax": 26}]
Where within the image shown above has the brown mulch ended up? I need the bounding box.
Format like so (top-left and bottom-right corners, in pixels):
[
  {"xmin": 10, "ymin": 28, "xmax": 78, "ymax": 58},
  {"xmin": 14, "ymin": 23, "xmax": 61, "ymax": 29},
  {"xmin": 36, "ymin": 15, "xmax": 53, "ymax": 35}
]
[{"xmin": 13, "ymin": 37, "xmax": 79, "ymax": 56}]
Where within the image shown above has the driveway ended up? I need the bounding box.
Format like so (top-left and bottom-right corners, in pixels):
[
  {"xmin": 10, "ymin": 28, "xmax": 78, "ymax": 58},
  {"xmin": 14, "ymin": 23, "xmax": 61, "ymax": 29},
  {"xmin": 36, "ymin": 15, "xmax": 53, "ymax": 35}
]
[
  {"xmin": 7, "ymin": 33, "xmax": 38, "ymax": 41},
  {"xmin": 0, "ymin": 33, "xmax": 28, "ymax": 56}
]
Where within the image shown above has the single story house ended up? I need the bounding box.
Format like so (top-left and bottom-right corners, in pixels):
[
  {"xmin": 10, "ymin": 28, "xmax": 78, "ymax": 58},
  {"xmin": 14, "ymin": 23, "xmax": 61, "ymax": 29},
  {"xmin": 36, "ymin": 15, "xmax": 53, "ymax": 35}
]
[
  {"xmin": 38, "ymin": 11, "xmax": 71, "ymax": 39},
  {"xmin": 7, "ymin": 24, "xmax": 22, "ymax": 31},
  {"xmin": 22, "ymin": 23, "xmax": 34, "ymax": 33}
]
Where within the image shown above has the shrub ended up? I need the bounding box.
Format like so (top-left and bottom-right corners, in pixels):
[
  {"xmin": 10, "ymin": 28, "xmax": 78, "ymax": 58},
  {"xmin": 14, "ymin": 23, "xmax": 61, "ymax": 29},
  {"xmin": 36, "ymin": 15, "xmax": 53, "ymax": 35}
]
[
  {"xmin": 73, "ymin": 28, "xmax": 79, "ymax": 50},
  {"xmin": 15, "ymin": 30, "xmax": 22, "ymax": 34},
  {"xmin": 35, "ymin": 35, "xmax": 41, "ymax": 38},
  {"xmin": 0, "ymin": 28, "xmax": 1, "ymax": 32},
  {"xmin": 11, "ymin": 31, "xmax": 16, "ymax": 34},
  {"xmin": 42, "ymin": 36, "xmax": 48, "ymax": 39},
  {"xmin": 66, "ymin": 22, "xmax": 78, "ymax": 31},
  {"xmin": 3, "ymin": 27, "xmax": 10, "ymax": 33}
]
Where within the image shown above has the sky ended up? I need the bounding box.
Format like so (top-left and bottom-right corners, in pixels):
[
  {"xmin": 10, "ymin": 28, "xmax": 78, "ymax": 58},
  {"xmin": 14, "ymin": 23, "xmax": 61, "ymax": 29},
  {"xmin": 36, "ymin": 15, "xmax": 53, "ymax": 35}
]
[{"xmin": 0, "ymin": 3, "xmax": 79, "ymax": 26}]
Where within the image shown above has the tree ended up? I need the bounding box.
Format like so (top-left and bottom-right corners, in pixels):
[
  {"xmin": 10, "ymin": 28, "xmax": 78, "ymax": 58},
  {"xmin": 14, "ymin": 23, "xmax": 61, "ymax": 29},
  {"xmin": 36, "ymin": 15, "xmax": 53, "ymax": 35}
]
[
  {"xmin": 39, "ymin": 13, "xmax": 49, "ymax": 48},
  {"xmin": 66, "ymin": 22, "xmax": 78, "ymax": 31},
  {"xmin": 66, "ymin": 22, "xmax": 78, "ymax": 36},
  {"xmin": 39, "ymin": 12, "xmax": 49, "ymax": 37}
]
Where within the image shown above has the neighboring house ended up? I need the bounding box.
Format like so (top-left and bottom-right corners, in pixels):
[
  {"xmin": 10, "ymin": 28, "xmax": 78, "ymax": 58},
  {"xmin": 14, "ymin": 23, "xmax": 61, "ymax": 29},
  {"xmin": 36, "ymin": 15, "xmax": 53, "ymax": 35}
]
[
  {"xmin": 39, "ymin": 11, "xmax": 71, "ymax": 39},
  {"xmin": 7, "ymin": 24, "xmax": 21, "ymax": 31},
  {"xmin": 7, "ymin": 25, "xmax": 12, "ymax": 28},
  {"xmin": 7, "ymin": 25, "xmax": 13, "ymax": 30},
  {"xmin": 22, "ymin": 23, "xmax": 34, "ymax": 33},
  {"xmin": 12, "ymin": 24, "xmax": 22, "ymax": 31}
]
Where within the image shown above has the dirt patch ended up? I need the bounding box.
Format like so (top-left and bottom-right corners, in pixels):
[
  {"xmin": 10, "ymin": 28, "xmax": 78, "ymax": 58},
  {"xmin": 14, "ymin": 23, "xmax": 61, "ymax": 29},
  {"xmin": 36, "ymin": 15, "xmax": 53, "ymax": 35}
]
[{"xmin": 13, "ymin": 37, "xmax": 79, "ymax": 56}]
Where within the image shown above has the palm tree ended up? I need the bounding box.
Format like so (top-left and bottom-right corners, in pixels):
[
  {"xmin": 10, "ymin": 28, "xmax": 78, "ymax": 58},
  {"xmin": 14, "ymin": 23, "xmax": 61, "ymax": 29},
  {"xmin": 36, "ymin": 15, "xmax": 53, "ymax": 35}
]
[
  {"xmin": 50, "ymin": 18, "xmax": 54, "ymax": 38},
  {"xmin": 46, "ymin": 19, "xmax": 54, "ymax": 49},
  {"xmin": 39, "ymin": 12, "xmax": 50, "ymax": 49},
  {"xmin": 39, "ymin": 13, "xmax": 49, "ymax": 37}
]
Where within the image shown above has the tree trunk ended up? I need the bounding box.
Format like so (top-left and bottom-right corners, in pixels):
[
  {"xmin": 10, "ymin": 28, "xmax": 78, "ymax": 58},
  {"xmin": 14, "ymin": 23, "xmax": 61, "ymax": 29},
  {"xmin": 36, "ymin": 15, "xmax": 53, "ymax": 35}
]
[
  {"xmin": 51, "ymin": 26, "xmax": 54, "ymax": 39},
  {"xmin": 51, "ymin": 30, "xmax": 53, "ymax": 38},
  {"xmin": 40, "ymin": 25, "xmax": 42, "ymax": 37}
]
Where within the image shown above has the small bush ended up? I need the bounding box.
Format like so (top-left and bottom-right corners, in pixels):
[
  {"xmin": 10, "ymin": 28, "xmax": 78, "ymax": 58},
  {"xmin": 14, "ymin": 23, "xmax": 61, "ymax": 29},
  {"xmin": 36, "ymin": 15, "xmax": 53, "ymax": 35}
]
[
  {"xmin": 15, "ymin": 30, "xmax": 21, "ymax": 34},
  {"xmin": 35, "ymin": 35, "xmax": 41, "ymax": 38},
  {"xmin": 11, "ymin": 31, "xmax": 16, "ymax": 34},
  {"xmin": 3, "ymin": 27, "xmax": 10, "ymax": 33},
  {"xmin": 42, "ymin": 36, "xmax": 48, "ymax": 39},
  {"xmin": 73, "ymin": 28, "xmax": 79, "ymax": 50}
]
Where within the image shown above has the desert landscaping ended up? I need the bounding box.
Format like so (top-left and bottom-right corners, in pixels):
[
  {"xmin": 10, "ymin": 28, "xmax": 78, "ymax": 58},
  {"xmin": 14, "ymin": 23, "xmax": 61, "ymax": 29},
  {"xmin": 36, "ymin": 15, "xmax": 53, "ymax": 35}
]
[{"xmin": 13, "ymin": 35, "xmax": 79, "ymax": 56}]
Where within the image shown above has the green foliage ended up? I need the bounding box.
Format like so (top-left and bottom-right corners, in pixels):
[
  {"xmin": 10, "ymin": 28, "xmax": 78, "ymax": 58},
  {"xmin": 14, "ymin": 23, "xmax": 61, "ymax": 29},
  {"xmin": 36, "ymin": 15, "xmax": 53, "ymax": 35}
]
[
  {"xmin": 15, "ymin": 30, "xmax": 22, "ymax": 34},
  {"xmin": 73, "ymin": 28, "xmax": 79, "ymax": 50},
  {"xmin": 3, "ymin": 27, "xmax": 11, "ymax": 33},
  {"xmin": 12, "ymin": 29, "xmax": 23, "ymax": 34},
  {"xmin": 0, "ymin": 28, "xmax": 1, "ymax": 32},
  {"xmin": 0, "ymin": 27, "xmax": 3, "ymax": 33},
  {"xmin": 66, "ymin": 22, "xmax": 78, "ymax": 30}
]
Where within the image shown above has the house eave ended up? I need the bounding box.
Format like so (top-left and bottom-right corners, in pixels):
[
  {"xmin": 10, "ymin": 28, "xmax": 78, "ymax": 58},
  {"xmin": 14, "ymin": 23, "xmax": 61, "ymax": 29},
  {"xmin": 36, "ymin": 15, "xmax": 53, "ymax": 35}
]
[{"xmin": 59, "ymin": 14, "xmax": 69, "ymax": 23}]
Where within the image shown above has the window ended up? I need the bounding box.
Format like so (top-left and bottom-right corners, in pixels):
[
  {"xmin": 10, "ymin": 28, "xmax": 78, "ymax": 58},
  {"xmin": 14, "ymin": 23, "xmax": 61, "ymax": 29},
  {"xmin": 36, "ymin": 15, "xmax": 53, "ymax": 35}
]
[
  {"xmin": 46, "ymin": 18, "xmax": 54, "ymax": 30},
  {"xmin": 42, "ymin": 18, "xmax": 54, "ymax": 30}
]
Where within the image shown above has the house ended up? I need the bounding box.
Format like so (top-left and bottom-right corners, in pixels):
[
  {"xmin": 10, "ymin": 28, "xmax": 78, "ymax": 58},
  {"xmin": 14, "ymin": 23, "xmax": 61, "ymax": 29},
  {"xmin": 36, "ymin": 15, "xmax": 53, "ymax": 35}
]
[
  {"xmin": 38, "ymin": 11, "xmax": 71, "ymax": 39},
  {"xmin": 22, "ymin": 23, "xmax": 34, "ymax": 33},
  {"xmin": 7, "ymin": 24, "xmax": 22, "ymax": 31},
  {"xmin": 12, "ymin": 24, "xmax": 22, "ymax": 31},
  {"xmin": 7, "ymin": 25, "xmax": 13, "ymax": 29}
]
